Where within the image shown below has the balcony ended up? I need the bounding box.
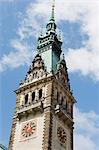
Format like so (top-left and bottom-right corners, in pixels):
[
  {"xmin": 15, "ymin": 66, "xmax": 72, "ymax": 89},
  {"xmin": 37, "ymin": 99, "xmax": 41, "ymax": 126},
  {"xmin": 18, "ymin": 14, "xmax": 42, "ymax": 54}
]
[
  {"xmin": 16, "ymin": 101, "xmax": 44, "ymax": 118},
  {"xmin": 55, "ymin": 104, "xmax": 73, "ymax": 125}
]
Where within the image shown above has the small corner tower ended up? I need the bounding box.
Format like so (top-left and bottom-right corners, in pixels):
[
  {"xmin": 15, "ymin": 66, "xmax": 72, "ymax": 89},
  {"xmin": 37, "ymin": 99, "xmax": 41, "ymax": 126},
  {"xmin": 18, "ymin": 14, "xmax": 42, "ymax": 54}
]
[{"xmin": 9, "ymin": 1, "xmax": 76, "ymax": 150}]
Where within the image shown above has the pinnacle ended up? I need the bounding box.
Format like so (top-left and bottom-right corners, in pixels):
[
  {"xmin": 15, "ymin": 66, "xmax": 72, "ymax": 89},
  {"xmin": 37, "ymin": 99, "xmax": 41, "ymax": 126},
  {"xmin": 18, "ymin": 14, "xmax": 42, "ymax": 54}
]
[{"xmin": 50, "ymin": 0, "xmax": 55, "ymax": 21}]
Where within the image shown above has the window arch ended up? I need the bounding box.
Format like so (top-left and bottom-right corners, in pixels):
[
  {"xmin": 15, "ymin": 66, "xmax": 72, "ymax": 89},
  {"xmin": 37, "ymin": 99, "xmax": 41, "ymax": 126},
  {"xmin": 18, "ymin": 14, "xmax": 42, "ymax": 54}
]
[
  {"xmin": 32, "ymin": 92, "xmax": 35, "ymax": 101},
  {"xmin": 33, "ymin": 73, "xmax": 35, "ymax": 79},
  {"xmin": 61, "ymin": 97, "xmax": 64, "ymax": 105},
  {"xmin": 36, "ymin": 72, "xmax": 37, "ymax": 78},
  {"xmin": 39, "ymin": 89, "xmax": 42, "ymax": 99},
  {"xmin": 25, "ymin": 94, "xmax": 28, "ymax": 104},
  {"xmin": 57, "ymin": 92, "xmax": 59, "ymax": 102},
  {"xmin": 66, "ymin": 101, "xmax": 68, "ymax": 110}
]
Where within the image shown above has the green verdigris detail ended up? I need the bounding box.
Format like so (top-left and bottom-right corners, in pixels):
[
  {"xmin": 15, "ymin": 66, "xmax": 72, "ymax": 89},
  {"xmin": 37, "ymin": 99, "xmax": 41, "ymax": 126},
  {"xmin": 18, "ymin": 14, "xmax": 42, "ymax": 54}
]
[{"xmin": 37, "ymin": 0, "xmax": 62, "ymax": 73}]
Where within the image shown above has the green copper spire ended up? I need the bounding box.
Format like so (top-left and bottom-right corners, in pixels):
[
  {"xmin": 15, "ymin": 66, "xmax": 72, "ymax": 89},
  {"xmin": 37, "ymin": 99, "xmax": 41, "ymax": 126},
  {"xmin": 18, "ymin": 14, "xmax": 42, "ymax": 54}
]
[
  {"xmin": 46, "ymin": 0, "xmax": 56, "ymax": 32},
  {"xmin": 37, "ymin": 0, "xmax": 62, "ymax": 73},
  {"xmin": 50, "ymin": 0, "xmax": 55, "ymax": 21}
]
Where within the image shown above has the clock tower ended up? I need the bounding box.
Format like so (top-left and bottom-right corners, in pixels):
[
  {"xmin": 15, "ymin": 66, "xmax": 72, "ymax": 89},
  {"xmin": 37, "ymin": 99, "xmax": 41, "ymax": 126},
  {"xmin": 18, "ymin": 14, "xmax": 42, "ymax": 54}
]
[{"xmin": 9, "ymin": 1, "xmax": 76, "ymax": 150}]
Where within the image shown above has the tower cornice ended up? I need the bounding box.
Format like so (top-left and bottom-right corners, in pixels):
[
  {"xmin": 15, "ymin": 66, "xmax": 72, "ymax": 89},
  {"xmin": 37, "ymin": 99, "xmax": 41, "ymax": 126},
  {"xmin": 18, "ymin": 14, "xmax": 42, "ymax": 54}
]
[{"xmin": 15, "ymin": 75, "xmax": 53, "ymax": 94}]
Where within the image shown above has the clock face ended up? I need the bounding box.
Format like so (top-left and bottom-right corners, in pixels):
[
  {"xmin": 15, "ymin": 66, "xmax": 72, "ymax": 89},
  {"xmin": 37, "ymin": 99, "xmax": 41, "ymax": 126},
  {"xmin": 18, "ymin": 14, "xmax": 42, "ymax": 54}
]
[
  {"xmin": 57, "ymin": 127, "xmax": 67, "ymax": 144},
  {"xmin": 20, "ymin": 120, "xmax": 37, "ymax": 140}
]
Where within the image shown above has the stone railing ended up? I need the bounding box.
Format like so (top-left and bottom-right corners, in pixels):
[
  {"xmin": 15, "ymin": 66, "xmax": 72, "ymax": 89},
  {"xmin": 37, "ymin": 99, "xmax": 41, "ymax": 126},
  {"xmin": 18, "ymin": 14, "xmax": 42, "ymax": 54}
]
[
  {"xmin": 16, "ymin": 100, "xmax": 44, "ymax": 117},
  {"xmin": 55, "ymin": 104, "xmax": 73, "ymax": 123}
]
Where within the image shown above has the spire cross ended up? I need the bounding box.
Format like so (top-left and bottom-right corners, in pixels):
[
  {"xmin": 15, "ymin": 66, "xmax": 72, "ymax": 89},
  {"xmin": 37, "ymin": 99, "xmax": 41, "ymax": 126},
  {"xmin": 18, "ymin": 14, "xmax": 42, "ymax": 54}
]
[{"xmin": 51, "ymin": 0, "xmax": 55, "ymax": 21}]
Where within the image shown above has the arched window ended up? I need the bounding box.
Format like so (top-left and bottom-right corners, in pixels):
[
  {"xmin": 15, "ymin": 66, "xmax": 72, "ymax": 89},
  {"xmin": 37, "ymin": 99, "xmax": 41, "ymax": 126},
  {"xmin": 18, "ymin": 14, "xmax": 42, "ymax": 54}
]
[
  {"xmin": 32, "ymin": 92, "xmax": 35, "ymax": 101},
  {"xmin": 33, "ymin": 73, "xmax": 35, "ymax": 79},
  {"xmin": 39, "ymin": 89, "xmax": 42, "ymax": 99},
  {"xmin": 57, "ymin": 92, "xmax": 59, "ymax": 102},
  {"xmin": 36, "ymin": 72, "xmax": 37, "ymax": 78},
  {"xmin": 66, "ymin": 101, "xmax": 67, "ymax": 110},
  {"xmin": 25, "ymin": 94, "xmax": 28, "ymax": 104}
]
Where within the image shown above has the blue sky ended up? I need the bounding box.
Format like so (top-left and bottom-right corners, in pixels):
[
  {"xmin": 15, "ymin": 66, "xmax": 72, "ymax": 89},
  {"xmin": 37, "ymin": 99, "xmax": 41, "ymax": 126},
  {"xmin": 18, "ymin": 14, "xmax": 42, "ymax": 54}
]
[{"xmin": 0, "ymin": 0, "xmax": 99, "ymax": 150}]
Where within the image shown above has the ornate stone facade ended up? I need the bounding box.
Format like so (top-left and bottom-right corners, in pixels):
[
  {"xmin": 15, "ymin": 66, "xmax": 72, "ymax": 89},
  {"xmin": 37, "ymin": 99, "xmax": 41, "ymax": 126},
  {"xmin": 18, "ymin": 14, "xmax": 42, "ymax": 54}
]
[{"xmin": 9, "ymin": 1, "xmax": 76, "ymax": 150}]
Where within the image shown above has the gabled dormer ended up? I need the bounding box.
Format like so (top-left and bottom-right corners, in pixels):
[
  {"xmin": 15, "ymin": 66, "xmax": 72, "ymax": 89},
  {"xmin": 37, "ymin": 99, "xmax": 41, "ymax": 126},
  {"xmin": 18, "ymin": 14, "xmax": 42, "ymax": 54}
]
[{"xmin": 19, "ymin": 54, "xmax": 47, "ymax": 87}]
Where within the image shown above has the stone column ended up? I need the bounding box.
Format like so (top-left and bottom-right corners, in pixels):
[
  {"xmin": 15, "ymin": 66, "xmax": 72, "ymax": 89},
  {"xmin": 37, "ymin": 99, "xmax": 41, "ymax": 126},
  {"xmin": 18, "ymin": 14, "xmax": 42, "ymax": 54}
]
[
  {"xmin": 28, "ymin": 92, "xmax": 32, "ymax": 104},
  {"xmin": 35, "ymin": 89, "xmax": 38, "ymax": 101}
]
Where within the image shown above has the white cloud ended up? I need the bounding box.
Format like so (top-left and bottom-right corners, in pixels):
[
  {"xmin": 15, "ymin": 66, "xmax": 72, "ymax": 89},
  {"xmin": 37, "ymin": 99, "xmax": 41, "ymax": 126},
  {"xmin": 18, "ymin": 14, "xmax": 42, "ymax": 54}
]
[
  {"xmin": 0, "ymin": 0, "xmax": 99, "ymax": 81},
  {"xmin": 74, "ymin": 107, "xmax": 99, "ymax": 150},
  {"xmin": 74, "ymin": 134, "xmax": 96, "ymax": 150},
  {"xmin": 0, "ymin": 40, "xmax": 33, "ymax": 72},
  {"xmin": 66, "ymin": 48, "xmax": 99, "ymax": 80}
]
